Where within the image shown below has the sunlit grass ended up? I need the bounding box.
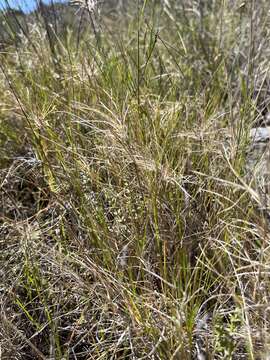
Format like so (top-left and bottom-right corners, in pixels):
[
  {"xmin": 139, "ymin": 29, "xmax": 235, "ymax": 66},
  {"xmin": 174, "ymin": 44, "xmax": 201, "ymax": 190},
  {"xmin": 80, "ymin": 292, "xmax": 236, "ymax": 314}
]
[{"xmin": 1, "ymin": 1, "xmax": 270, "ymax": 358}]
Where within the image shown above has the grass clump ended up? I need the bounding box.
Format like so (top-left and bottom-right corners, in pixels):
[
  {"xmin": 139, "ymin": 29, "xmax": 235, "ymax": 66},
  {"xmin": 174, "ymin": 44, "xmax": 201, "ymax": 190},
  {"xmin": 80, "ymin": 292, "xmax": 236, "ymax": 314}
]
[{"xmin": 1, "ymin": 0, "xmax": 270, "ymax": 358}]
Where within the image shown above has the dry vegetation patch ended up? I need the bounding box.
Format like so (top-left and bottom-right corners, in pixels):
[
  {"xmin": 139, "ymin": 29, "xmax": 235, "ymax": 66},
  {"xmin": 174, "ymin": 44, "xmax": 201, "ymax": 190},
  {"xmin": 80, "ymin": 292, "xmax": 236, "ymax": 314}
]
[{"xmin": 1, "ymin": 0, "xmax": 270, "ymax": 359}]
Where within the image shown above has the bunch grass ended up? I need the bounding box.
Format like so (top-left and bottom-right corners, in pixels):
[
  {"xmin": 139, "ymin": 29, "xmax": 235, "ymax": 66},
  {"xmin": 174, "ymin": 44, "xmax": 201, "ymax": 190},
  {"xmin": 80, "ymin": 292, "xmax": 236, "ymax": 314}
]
[{"xmin": 1, "ymin": 0, "xmax": 270, "ymax": 358}]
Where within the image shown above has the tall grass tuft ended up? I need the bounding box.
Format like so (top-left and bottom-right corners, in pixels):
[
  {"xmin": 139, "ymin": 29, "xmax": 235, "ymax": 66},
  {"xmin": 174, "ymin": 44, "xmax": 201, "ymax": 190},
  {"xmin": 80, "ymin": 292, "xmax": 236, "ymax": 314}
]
[{"xmin": 1, "ymin": 0, "xmax": 270, "ymax": 358}]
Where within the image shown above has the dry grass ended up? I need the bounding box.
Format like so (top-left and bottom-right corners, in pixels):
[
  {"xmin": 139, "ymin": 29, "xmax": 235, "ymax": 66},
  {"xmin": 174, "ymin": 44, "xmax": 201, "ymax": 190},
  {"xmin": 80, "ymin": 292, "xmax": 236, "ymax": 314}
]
[{"xmin": 1, "ymin": 0, "xmax": 270, "ymax": 358}]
